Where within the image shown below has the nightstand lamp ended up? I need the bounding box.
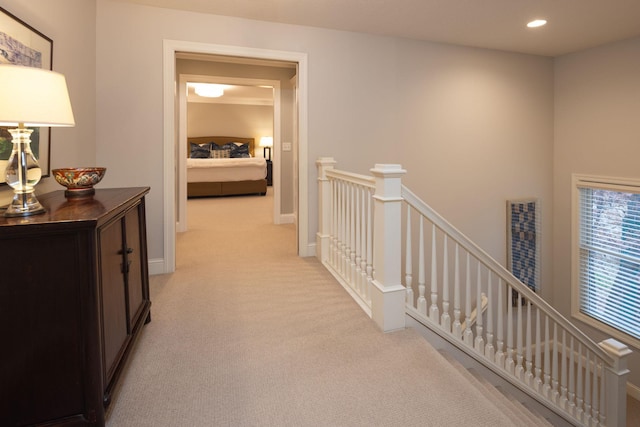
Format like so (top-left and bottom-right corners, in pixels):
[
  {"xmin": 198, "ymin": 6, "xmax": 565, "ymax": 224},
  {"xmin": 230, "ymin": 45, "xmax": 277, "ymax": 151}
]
[
  {"xmin": 259, "ymin": 136, "xmax": 273, "ymax": 161},
  {"xmin": 0, "ymin": 65, "xmax": 75, "ymax": 217}
]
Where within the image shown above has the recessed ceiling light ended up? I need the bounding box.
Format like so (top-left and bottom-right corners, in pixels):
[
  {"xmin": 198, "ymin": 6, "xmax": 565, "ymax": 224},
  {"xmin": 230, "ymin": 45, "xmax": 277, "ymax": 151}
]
[{"xmin": 527, "ymin": 19, "xmax": 547, "ymax": 28}]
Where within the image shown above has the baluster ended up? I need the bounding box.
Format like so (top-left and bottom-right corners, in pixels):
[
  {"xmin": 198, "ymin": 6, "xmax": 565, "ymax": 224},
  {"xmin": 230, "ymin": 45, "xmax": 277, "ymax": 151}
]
[
  {"xmin": 429, "ymin": 224, "xmax": 440, "ymax": 323},
  {"xmin": 354, "ymin": 185, "xmax": 362, "ymax": 296},
  {"xmin": 474, "ymin": 262, "xmax": 485, "ymax": 355},
  {"xmin": 515, "ymin": 292, "xmax": 524, "ymax": 379},
  {"xmin": 405, "ymin": 208, "xmax": 413, "ymax": 306},
  {"xmin": 417, "ymin": 217, "xmax": 427, "ymax": 315},
  {"xmin": 495, "ymin": 278, "xmax": 505, "ymax": 367},
  {"xmin": 485, "ymin": 271, "xmax": 495, "ymax": 361},
  {"xmin": 343, "ymin": 181, "xmax": 350, "ymax": 278},
  {"xmin": 543, "ymin": 314, "xmax": 551, "ymax": 399},
  {"xmin": 524, "ymin": 299, "xmax": 533, "ymax": 386},
  {"xmin": 365, "ymin": 189, "xmax": 373, "ymax": 303},
  {"xmin": 328, "ymin": 178, "xmax": 335, "ymax": 267},
  {"xmin": 339, "ymin": 180, "xmax": 346, "ymax": 276},
  {"xmin": 560, "ymin": 330, "xmax": 568, "ymax": 410},
  {"xmin": 441, "ymin": 236, "xmax": 451, "ymax": 331},
  {"xmin": 349, "ymin": 184, "xmax": 356, "ymax": 287},
  {"xmin": 452, "ymin": 244, "xmax": 462, "ymax": 339},
  {"xmin": 359, "ymin": 188, "xmax": 367, "ymax": 300},
  {"xmin": 576, "ymin": 343, "xmax": 584, "ymax": 421},
  {"xmin": 584, "ymin": 351, "xmax": 592, "ymax": 425},
  {"xmin": 534, "ymin": 305, "xmax": 543, "ymax": 392},
  {"xmin": 552, "ymin": 322, "xmax": 560, "ymax": 404},
  {"xmin": 599, "ymin": 359, "xmax": 606, "ymax": 426},
  {"xmin": 505, "ymin": 285, "xmax": 515, "ymax": 374},
  {"xmin": 331, "ymin": 179, "xmax": 338, "ymax": 269},
  {"xmin": 463, "ymin": 253, "xmax": 473, "ymax": 346},
  {"xmin": 568, "ymin": 336, "xmax": 576, "ymax": 416},
  {"xmin": 592, "ymin": 358, "xmax": 599, "ymax": 425}
]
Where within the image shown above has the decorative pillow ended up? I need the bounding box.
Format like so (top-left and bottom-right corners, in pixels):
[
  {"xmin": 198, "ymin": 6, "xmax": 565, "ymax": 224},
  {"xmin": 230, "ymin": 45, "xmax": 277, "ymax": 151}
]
[
  {"xmin": 230, "ymin": 142, "xmax": 250, "ymax": 158},
  {"xmin": 189, "ymin": 142, "xmax": 211, "ymax": 158},
  {"xmin": 211, "ymin": 148, "xmax": 231, "ymax": 158}
]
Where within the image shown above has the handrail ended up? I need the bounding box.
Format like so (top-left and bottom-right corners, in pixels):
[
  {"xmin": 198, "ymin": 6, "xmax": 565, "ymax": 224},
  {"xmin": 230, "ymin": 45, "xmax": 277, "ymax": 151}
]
[
  {"xmin": 401, "ymin": 185, "xmax": 615, "ymax": 366},
  {"xmin": 316, "ymin": 158, "xmax": 631, "ymax": 427}
]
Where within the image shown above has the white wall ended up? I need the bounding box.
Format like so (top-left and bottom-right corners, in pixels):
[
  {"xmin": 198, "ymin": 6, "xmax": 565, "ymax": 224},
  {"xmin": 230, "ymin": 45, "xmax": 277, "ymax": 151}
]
[
  {"xmin": 554, "ymin": 36, "xmax": 640, "ymax": 386},
  {"xmin": 0, "ymin": 0, "xmax": 96, "ymax": 206},
  {"xmin": 187, "ymin": 103, "xmax": 273, "ymax": 145},
  {"xmin": 95, "ymin": 0, "xmax": 554, "ymax": 289}
]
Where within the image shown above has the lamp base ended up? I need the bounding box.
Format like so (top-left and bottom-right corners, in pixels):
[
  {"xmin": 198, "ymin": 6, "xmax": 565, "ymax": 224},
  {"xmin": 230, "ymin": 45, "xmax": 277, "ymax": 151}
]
[
  {"xmin": 4, "ymin": 191, "xmax": 45, "ymax": 217},
  {"xmin": 4, "ymin": 127, "xmax": 45, "ymax": 217}
]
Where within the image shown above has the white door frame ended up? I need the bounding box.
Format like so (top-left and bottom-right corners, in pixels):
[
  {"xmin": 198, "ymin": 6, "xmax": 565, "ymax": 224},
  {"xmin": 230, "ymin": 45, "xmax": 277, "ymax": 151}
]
[
  {"xmin": 162, "ymin": 40, "xmax": 309, "ymax": 273},
  {"xmin": 177, "ymin": 74, "xmax": 282, "ymax": 232}
]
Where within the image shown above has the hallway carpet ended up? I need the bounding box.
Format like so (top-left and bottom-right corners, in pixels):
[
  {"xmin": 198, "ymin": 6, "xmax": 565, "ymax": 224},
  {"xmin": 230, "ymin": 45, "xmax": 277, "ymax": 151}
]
[{"xmin": 105, "ymin": 190, "xmax": 545, "ymax": 426}]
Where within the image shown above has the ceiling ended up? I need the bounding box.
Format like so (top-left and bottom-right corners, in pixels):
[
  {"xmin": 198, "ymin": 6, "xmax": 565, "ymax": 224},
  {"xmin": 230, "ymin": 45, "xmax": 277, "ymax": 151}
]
[
  {"xmin": 119, "ymin": 0, "xmax": 640, "ymax": 57},
  {"xmin": 187, "ymin": 83, "xmax": 274, "ymax": 105}
]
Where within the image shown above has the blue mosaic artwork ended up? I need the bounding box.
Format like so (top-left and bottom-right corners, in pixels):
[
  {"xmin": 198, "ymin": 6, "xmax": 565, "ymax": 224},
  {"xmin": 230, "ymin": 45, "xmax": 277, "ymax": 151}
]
[{"xmin": 509, "ymin": 200, "xmax": 538, "ymax": 305}]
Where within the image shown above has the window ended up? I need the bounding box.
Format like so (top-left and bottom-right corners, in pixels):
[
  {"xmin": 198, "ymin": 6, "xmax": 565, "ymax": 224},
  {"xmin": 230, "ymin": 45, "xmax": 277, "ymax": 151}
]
[{"xmin": 573, "ymin": 175, "xmax": 640, "ymax": 344}]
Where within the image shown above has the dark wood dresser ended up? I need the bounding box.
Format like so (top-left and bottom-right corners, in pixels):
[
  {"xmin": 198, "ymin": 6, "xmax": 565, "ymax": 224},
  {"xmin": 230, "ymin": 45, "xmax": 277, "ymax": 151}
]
[{"xmin": 0, "ymin": 187, "xmax": 152, "ymax": 426}]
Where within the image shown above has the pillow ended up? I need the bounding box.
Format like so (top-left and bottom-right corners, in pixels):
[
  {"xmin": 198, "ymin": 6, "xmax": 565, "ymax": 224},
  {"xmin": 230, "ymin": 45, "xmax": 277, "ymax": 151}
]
[
  {"xmin": 189, "ymin": 142, "xmax": 211, "ymax": 158},
  {"xmin": 220, "ymin": 142, "xmax": 251, "ymax": 158},
  {"xmin": 230, "ymin": 142, "xmax": 250, "ymax": 158},
  {"xmin": 211, "ymin": 148, "xmax": 231, "ymax": 158}
]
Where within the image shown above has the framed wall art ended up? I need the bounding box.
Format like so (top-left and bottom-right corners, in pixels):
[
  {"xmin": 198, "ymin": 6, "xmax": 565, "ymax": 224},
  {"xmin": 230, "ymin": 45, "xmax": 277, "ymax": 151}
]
[
  {"xmin": 0, "ymin": 7, "xmax": 53, "ymax": 185},
  {"xmin": 507, "ymin": 198, "xmax": 540, "ymax": 306}
]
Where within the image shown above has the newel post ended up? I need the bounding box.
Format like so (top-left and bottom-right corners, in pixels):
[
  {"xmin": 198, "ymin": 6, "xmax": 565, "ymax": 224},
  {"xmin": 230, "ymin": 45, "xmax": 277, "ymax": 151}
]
[
  {"xmin": 316, "ymin": 157, "xmax": 337, "ymax": 263},
  {"xmin": 598, "ymin": 338, "xmax": 632, "ymax": 427},
  {"xmin": 370, "ymin": 164, "xmax": 407, "ymax": 332}
]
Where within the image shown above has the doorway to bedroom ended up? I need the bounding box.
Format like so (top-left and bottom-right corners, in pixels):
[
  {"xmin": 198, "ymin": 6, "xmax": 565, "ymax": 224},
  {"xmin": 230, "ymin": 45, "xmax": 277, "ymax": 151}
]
[
  {"xmin": 175, "ymin": 53, "xmax": 299, "ymax": 261},
  {"xmin": 163, "ymin": 41, "xmax": 309, "ymax": 274}
]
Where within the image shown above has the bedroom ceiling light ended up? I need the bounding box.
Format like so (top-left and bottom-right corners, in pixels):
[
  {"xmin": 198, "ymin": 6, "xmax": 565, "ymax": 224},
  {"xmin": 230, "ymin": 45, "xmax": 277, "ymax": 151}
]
[
  {"xmin": 0, "ymin": 65, "xmax": 75, "ymax": 217},
  {"xmin": 527, "ymin": 19, "xmax": 547, "ymax": 28},
  {"xmin": 194, "ymin": 83, "xmax": 225, "ymax": 98}
]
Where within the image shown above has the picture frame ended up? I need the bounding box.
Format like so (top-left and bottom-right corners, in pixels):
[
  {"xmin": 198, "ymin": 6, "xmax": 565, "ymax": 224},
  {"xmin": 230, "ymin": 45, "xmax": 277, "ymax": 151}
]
[
  {"xmin": 506, "ymin": 198, "xmax": 540, "ymax": 306},
  {"xmin": 0, "ymin": 6, "xmax": 53, "ymax": 185}
]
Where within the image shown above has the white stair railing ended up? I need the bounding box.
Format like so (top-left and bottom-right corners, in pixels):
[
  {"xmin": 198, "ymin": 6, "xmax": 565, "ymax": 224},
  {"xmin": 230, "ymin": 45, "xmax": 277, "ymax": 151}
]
[{"xmin": 316, "ymin": 158, "xmax": 631, "ymax": 427}]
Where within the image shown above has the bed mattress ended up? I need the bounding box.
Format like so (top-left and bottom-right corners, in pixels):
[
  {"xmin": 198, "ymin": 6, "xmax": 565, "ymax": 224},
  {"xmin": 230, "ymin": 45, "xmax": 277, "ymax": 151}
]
[{"xmin": 187, "ymin": 158, "xmax": 267, "ymax": 183}]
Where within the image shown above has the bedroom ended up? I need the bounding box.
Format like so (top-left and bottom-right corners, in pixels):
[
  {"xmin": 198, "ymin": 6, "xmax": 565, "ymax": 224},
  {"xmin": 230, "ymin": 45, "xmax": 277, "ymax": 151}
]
[{"xmin": 177, "ymin": 54, "xmax": 298, "ymax": 234}]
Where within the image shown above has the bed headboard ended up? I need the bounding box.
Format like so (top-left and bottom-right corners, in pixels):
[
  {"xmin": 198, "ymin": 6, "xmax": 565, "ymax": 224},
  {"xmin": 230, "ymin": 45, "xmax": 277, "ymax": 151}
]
[{"xmin": 187, "ymin": 136, "xmax": 256, "ymax": 157}]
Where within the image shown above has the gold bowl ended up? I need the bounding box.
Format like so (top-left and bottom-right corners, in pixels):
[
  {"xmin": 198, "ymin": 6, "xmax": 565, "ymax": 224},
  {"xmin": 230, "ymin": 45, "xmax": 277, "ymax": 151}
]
[{"xmin": 52, "ymin": 167, "xmax": 106, "ymax": 197}]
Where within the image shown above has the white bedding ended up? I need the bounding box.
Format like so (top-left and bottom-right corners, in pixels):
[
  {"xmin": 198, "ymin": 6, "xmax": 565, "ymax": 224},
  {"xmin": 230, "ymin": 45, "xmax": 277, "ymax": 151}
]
[{"xmin": 187, "ymin": 157, "xmax": 267, "ymax": 183}]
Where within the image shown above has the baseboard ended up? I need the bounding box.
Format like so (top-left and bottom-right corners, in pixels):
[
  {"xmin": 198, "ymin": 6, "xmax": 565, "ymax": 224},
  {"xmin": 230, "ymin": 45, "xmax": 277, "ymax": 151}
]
[
  {"xmin": 629, "ymin": 382, "xmax": 640, "ymax": 400},
  {"xmin": 279, "ymin": 213, "xmax": 296, "ymax": 224},
  {"xmin": 148, "ymin": 258, "xmax": 165, "ymax": 275},
  {"xmin": 304, "ymin": 242, "xmax": 316, "ymax": 257}
]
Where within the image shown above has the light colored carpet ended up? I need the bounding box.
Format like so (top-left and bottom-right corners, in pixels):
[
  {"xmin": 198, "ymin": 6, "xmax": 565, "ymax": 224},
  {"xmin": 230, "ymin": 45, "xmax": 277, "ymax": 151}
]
[{"xmin": 105, "ymin": 190, "xmax": 544, "ymax": 426}]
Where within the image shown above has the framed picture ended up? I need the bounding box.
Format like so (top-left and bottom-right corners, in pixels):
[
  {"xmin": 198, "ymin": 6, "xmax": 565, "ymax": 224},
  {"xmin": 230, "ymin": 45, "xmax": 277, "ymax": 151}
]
[
  {"xmin": 0, "ymin": 7, "xmax": 53, "ymax": 185},
  {"xmin": 506, "ymin": 198, "xmax": 540, "ymax": 306}
]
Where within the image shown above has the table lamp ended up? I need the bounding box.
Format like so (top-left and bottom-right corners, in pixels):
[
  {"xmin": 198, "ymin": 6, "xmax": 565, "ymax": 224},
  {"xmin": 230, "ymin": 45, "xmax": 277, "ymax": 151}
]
[
  {"xmin": 0, "ymin": 65, "xmax": 75, "ymax": 217},
  {"xmin": 259, "ymin": 136, "xmax": 273, "ymax": 161}
]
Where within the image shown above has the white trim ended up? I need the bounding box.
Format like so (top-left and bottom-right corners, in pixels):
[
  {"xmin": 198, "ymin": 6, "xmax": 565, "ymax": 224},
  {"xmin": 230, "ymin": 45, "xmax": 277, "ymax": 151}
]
[
  {"xmin": 163, "ymin": 40, "xmax": 309, "ymax": 273},
  {"xmin": 148, "ymin": 259, "xmax": 165, "ymax": 276},
  {"xmin": 279, "ymin": 213, "xmax": 296, "ymax": 224},
  {"xmin": 628, "ymin": 382, "xmax": 640, "ymax": 400}
]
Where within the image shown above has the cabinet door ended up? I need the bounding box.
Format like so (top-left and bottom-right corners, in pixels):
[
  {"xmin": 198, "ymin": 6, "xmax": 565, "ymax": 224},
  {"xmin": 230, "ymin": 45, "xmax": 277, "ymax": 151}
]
[
  {"xmin": 124, "ymin": 205, "xmax": 145, "ymax": 327},
  {"xmin": 99, "ymin": 219, "xmax": 128, "ymax": 384}
]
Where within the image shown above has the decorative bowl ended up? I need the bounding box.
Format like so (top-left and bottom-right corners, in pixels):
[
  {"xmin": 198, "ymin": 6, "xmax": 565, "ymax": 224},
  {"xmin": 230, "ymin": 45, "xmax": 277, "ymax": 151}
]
[{"xmin": 52, "ymin": 167, "xmax": 107, "ymax": 198}]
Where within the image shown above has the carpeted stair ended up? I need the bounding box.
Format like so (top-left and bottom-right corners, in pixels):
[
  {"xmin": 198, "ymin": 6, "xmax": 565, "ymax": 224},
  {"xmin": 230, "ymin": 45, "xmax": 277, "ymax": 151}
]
[{"xmin": 437, "ymin": 349, "xmax": 555, "ymax": 427}]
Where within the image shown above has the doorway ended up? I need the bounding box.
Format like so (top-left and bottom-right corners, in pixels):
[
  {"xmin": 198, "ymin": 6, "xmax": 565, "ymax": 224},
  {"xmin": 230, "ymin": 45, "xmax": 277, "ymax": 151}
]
[
  {"xmin": 176, "ymin": 72, "xmax": 282, "ymax": 233},
  {"xmin": 162, "ymin": 40, "xmax": 309, "ymax": 273}
]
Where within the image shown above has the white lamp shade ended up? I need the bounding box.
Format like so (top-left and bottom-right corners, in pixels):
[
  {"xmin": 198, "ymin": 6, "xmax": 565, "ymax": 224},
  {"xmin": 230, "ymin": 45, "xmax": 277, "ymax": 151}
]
[
  {"xmin": 259, "ymin": 136, "xmax": 273, "ymax": 147},
  {"xmin": 0, "ymin": 64, "xmax": 75, "ymax": 127}
]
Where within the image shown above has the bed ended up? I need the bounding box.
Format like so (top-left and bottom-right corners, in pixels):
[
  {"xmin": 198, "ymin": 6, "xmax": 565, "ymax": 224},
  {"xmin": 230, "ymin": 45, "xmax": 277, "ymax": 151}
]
[{"xmin": 187, "ymin": 136, "xmax": 268, "ymax": 198}]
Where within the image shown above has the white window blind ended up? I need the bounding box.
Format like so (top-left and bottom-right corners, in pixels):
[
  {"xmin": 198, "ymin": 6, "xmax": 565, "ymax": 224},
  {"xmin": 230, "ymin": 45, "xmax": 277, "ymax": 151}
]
[{"xmin": 578, "ymin": 184, "xmax": 640, "ymax": 341}]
